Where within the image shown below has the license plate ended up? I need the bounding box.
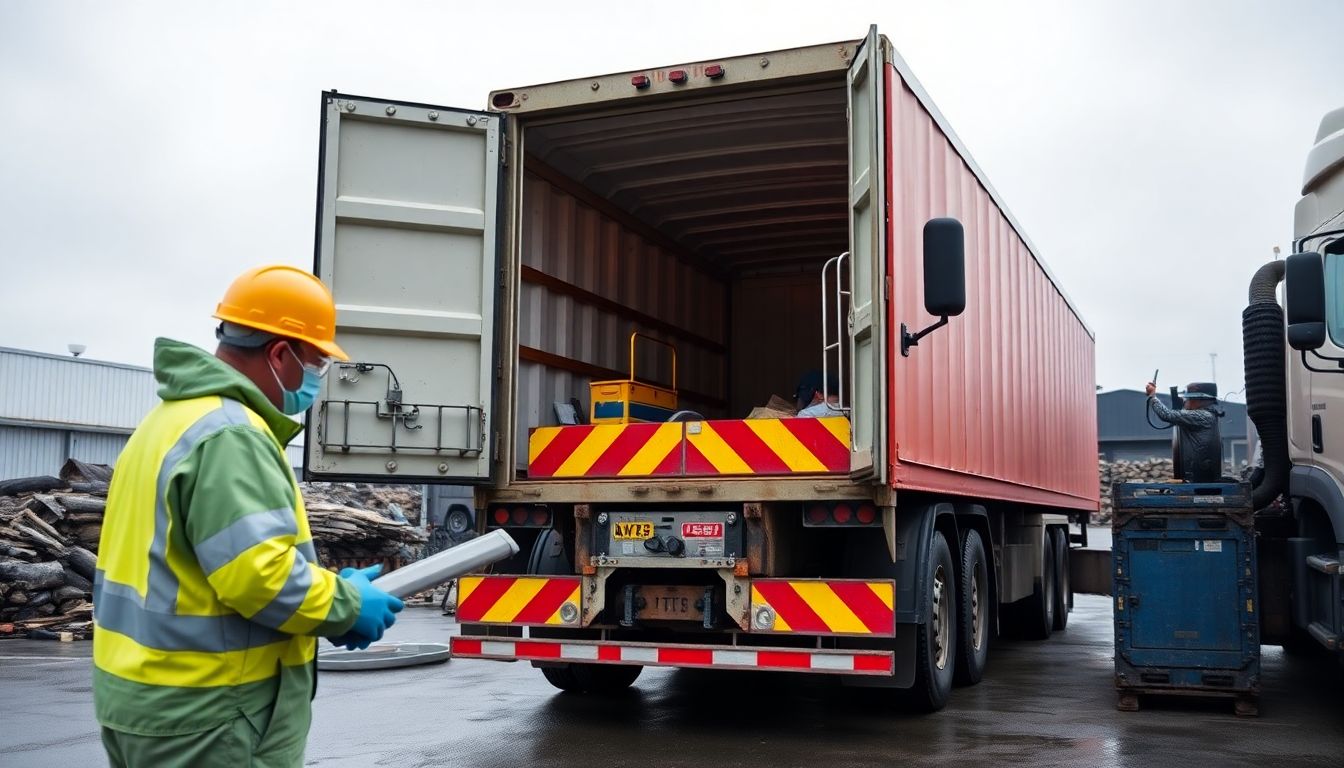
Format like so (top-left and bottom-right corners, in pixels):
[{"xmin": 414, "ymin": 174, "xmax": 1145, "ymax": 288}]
[
  {"xmin": 613, "ymin": 521, "xmax": 654, "ymax": 540},
  {"xmin": 637, "ymin": 586, "xmax": 706, "ymax": 621},
  {"xmin": 682, "ymin": 522, "xmax": 723, "ymax": 538}
]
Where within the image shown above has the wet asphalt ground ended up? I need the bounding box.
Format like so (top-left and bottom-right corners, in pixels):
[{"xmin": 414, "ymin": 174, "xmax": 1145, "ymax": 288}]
[{"xmin": 2, "ymin": 593, "xmax": 1342, "ymax": 767}]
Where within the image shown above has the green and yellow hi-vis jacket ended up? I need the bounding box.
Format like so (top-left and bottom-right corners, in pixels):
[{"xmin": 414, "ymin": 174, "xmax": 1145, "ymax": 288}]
[{"xmin": 93, "ymin": 338, "xmax": 360, "ymax": 736}]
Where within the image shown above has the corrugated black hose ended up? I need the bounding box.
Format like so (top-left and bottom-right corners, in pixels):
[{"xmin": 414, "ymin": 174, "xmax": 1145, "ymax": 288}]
[{"xmin": 1243, "ymin": 260, "xmax": 1289, "ymax": 510}]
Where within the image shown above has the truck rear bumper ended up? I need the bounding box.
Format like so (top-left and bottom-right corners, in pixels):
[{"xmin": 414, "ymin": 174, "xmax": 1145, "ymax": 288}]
[{"xmin": 450, "ymin": 636, "xmax": 894, "ymax": 676}]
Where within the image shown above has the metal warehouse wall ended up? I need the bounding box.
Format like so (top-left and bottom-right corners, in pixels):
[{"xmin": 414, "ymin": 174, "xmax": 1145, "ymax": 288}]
[
  {"xmin": 0, "ymin": 347, "xmax": 305, "ymax": 479},
  {"xmin": 0, "ymin": 347, "xmax": 159, "ymax": 432},
  {"xmin": 0, "ymin": 427, "xmax": 128, "ymax": 478}
]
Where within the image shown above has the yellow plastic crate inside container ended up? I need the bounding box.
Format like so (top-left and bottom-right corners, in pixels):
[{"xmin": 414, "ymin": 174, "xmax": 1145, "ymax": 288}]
[{"xmin": 590, "ymin": 334, "xmax": 678, "ymax": 424}]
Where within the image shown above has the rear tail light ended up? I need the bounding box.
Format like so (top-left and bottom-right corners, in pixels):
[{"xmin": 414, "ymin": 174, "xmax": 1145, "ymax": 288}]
[
  {"xmin": 855, "ymin": 504, "xmax": 877, "ymax": 525},
  {"xmin": 704, "ymin": 64, "xmax": 725, "ymax": 79},
  {"xmin": 489, "ymin": 505, "xmax": 554, "ymax": 529},
  {"xmin": 668, "ymin": 69, "xmax": 689, "ymax": 84},
  {"xmin": 631, "ymin": 74, "xmax": 651, "ymax": 89},
  {"xmin": 802, "ymin": 502, "xmax": 882, "ymax": 527}
]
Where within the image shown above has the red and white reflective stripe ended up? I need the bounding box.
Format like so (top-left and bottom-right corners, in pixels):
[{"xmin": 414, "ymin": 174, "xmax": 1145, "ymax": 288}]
[{"xmin": 450, "ymin": 636, "xmax": 893, "ymax": 676}]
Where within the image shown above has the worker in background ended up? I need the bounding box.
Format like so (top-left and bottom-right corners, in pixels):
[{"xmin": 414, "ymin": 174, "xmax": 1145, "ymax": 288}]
[
  {"xmin": 1145, "ymin": 380, "xmax": 1224, "ymax": 482},
  {"xmin": 795, "ymin": 370, "xmax": 843, "ymax": 417},
  {"xmin": 94, "ymin": 265, "xmax": 403, "ymax": 767}
]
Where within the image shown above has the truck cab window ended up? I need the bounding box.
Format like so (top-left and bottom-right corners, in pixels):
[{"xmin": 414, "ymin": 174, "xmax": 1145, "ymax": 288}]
[{"xmin": 1324, "ymin": 246, "xmax": 1344, "ymax": 347}]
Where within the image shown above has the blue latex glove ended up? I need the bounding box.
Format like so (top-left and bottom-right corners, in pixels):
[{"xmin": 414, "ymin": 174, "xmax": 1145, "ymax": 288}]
[{"xmin": 330, "ymin": 565, "xmax": 403, "ymax": 651}]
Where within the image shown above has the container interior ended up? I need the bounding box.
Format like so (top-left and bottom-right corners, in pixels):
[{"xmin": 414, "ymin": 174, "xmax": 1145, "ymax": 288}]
[{"xmin": 513, "ymin": 79, "xmax": 853, "ymax": 472}]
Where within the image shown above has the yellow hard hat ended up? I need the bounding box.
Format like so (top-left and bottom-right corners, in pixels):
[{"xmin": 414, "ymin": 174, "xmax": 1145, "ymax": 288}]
[{"xmin": 213, "ymin": 265, "xmax": 349, "ymax": 361}]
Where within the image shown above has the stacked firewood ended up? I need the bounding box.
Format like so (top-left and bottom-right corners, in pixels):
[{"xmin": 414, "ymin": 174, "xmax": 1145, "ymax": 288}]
[
  {"xmin": 0, "ymin": 463, "xmax": 427, "ymax": 639},
  {"xmin": 1098, "ymin": 458, "xmax": 1240, "ymax": 522},
  {"xmin": 0, "ymin": 460, "xmax": 107, "ymax": 640},
  {"xmin": 304, "ymin": 500, "xmax": 427, "ymax": 565}
]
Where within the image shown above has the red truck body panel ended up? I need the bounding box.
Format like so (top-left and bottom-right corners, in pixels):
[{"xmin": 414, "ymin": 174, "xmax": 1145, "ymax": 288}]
[{"xmin": 883, "ymin": 63, "xmax": 1099, "ymax": 512}]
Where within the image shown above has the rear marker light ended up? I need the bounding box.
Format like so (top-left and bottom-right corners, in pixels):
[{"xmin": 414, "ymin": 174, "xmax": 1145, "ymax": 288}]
[
  {"xmin": 832, "ymin": 504, "xmax": 853, "ymax": 524},
  {"xmin": 856, "ymin": 504, "xmax": 877, "ymax": 525},
  {"xmin": 807, "ymin": 505, "xmax": 829, "ymax": 525},
  {"xmin": 668, "ymin": 69, "xmax": 689, "ymax": 84},
  {"xmin": 530, "ymin": 509, "xmax": 550, "ymax": 527},
  {"xmin": 492, "ymin": 508, "xmax": 510, "ymax": 526},
  {"xmin": 704, "ymin": 64, "xmax": 725, "ymax": 79},
  {"xmin": 631, "ymin": 74, "xmax": 651, "ymax": 89},
  {"xmin": 511, "ymin": 507, "xmax": 528, "ymax": 526}
]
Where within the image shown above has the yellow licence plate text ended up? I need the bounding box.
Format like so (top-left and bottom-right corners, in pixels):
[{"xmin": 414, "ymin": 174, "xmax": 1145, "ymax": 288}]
[{"xmin": 613, "ymin": 522, "xmax": 654, "ymax": 540}]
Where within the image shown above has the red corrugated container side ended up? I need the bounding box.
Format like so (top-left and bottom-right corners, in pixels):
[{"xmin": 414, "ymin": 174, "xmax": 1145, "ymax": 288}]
[{"xmin": 883, "ymin": 64, "xmax": 1098, "ymax": 512}]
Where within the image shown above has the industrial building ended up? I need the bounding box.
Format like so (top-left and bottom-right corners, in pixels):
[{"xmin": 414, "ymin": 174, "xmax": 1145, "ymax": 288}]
[
  {"xmin": 0, "ymin": 346, "xmax": 303, "ymax": 479},
  {"xmin": 1096, "ymin": 388, "xmax": 1249, "ymax": 466}
]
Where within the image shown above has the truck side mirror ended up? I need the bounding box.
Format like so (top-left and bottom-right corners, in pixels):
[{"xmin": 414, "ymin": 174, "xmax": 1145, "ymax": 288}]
[
  {"xmin": 1285, "ymin": 251, "xmax": 1326, "ymax": 351},
  {"xmin": 922, "ymin": 217, "xmax": 966, "ymax": 317},
  {"xmin": 902, "ymin": 218, "xmax": 967, "ymax": 356}
]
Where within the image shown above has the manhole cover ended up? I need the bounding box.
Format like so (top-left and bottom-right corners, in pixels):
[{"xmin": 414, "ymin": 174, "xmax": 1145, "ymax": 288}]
[{"xmin": 317, "ymin": 642, "xmax": 451, "ymax": 671}]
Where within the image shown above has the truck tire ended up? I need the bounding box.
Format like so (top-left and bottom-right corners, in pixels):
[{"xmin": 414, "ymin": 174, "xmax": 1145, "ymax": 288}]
[
  {"xmin": 1052, "ymin": 528, "xmax": 1070, "ymax": 632},
  {"xmin": 574, "ymin": 663, "xmax": 642, "ymax": 693},
  {"xmin": 541, "ymin": 666, "xmax": 585, "ymax": 692},
  {"xmin": 530, "ymin": 528, "xmax": 644, "ymax": 695},
  {"xmin": 954, "ymin": 529, "xmax": 990, "ymax": 687},
  {"xmin": 905, "ymin": 530, "xmax": 957, "ymax": 711},
  {"xmin": 1023, "ymin": 532, "xmax": 1056, "ymax": 640}
]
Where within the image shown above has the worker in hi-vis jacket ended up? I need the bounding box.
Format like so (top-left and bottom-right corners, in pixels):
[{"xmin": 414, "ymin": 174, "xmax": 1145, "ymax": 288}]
[{"xmin": 93, "ymin": 265, "xmax": 403, "ymax": 767}]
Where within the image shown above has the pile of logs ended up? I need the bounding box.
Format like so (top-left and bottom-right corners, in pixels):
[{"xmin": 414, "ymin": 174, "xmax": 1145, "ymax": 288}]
[
  {"xmin": 0, "ymin": 465, "xmax": 426, "ymax": 640},
  {"xmin": 1098, "ymin": 458, "xmax": 1239, "ymax": 522},
  {"xmin": 0, "ymin": 460, "xmax": 108, "ymax": 640},
  {"xmin": 305, "ymin": 501, "xmax": 427, "ymax": 565}
]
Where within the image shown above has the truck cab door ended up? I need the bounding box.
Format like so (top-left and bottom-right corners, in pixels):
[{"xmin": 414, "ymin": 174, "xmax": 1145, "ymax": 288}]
[
  {"xmin": 847, "ymin": 26, "xmax": 889, "ymax": 483},
  {"xmin": 305, "ymin": 93, "xmax": 503, "ymax": 484}
]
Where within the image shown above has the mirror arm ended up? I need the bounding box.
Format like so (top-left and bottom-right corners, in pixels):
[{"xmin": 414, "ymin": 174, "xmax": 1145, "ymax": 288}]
[
  {"xmin": 1303, "ymin": 349, "xmax": 1344, "ymax": 373},
  {"xmin": 901, "ymin": 316, "xmax": 949, "ymax": 357}
]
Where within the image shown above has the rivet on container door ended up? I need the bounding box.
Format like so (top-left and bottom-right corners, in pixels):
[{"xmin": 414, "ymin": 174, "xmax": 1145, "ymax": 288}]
[
  {"xmin": 385, "ymin": 105, "xmax": 397, "ymax": 116},
  {"xmin": 438, "ymin": 463, "xmax": 449, "ymax": 474},
  {"xmin": 344, "ymin": 102, "xmax": 356, "ymax": 112},
  {"xmin": 759, "ymin": 57, "xmax": 769, "ymax": 68},
  {"xmin": 428, "ymin": 111, "xmax": 439, "ymax": 121},
  {"xmin": 466, "ymin": 116, "xmax": 478, "ymax": 126},
  {"xmin": 385, "ymin": 460, "xmax": 398, "ymax": 472},
  {"xmin": 591, "ymin": 81, "xmax": 600, "ymax": 91}
]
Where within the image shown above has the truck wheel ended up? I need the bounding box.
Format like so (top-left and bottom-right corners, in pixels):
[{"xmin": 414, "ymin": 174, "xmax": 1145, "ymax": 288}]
[
  {"xmin": 905, "ymin": 530, "xmax": 957, "ymax": 711},
  {"xmin": 954, "ymin": 529, "xmax": 990, "ymax": 686},
  {"xmin": 541, "ymin": 666, "xmax": 585, "ymax": 692},
  {"xmin": 574, "ymin": 663, "xmax": 642, "ymax": 693},
  {"xmin": 1052, "ymin": 528, "xmax": 1070, "ymax": 632},
  {"xmin": 542, "ymin": 664, "xmax": 641, "ymax": 693},
  {"xmin": 1016, "ymin": 531, "xmax": 1055, "ymax": 640}
]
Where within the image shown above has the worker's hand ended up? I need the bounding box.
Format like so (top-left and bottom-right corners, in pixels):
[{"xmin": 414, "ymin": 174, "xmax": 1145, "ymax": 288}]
[
  {"xmin": 338, "ymin": 565, "xmax": 404, "ymax": 648},
  {"xmin": 1144, "ymin": 382, "xmax": 1156, "ymax": 397}
]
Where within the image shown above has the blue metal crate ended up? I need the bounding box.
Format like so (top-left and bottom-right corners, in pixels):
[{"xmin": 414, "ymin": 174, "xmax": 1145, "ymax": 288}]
[{"xmin": 1112, "ymin": 482, "xmax": 1260, "ymax": 716}]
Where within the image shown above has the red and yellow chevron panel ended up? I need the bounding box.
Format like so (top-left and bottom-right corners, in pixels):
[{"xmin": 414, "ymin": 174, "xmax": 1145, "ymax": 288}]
[
  {"xmin": 456, "ymin": 576, "xmax": 581, "ymax": 626},
  {"xmin": 527, "ymin": 417, "xmax": 850, "ymax": 479},
  {"xmin": 750, "ymin": 579, "xmax": 895, "ymax": 637}
]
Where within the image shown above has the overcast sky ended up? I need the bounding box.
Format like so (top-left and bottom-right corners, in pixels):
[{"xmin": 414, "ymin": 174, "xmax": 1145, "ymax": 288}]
[{"xmin": 3, "ymin": 1, "xmax": 1342, "ymax": 403}]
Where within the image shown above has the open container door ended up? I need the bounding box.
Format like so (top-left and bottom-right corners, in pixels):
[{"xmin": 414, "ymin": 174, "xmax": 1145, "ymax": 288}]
[
  {"xmin": 846, "ymin": 27, "xmax": 889, "ymax": 483},
  {"xmin": 306, "ymin": 93, "xmax": 502, "ymax": 484}
]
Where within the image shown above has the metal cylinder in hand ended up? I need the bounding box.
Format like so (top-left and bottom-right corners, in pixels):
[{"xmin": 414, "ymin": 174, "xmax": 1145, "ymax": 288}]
[{"xmin": 371, "ymin": 529, "xmax": 520, "ymax": 599}]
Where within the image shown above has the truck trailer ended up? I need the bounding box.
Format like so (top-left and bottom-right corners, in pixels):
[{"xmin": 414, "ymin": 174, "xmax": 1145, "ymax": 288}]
[{"xmin": 304, "ymin": 27, "xmax": 1099, "ymax": 710}]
